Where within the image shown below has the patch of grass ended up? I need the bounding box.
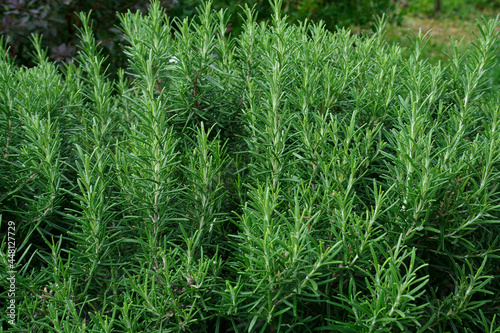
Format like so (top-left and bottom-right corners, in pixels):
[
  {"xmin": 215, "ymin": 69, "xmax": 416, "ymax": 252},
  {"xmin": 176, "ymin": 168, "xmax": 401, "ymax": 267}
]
[{"xmin": 385, "ymin": 6, "xmax": 500, "ymax": 71}]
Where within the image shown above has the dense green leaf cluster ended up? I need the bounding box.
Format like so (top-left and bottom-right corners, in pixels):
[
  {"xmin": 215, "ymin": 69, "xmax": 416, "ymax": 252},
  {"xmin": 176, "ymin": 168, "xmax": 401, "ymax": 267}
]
[{"xmin": 1, "ymin": 1, "xmax": 499, "ymax": 332}]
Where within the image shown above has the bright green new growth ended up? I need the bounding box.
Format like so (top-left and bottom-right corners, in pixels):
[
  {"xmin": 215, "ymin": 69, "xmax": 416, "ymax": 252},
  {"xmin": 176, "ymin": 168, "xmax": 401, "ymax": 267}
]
[{"xmin": 1, "ymin": 1, "xmax": 499, "ymax": 332}]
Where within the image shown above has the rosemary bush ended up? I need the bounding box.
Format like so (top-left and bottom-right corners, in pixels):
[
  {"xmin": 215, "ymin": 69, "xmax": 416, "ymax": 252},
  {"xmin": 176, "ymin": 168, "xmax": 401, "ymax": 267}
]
[{"xmin": 1, "ymin": 1, "xmax": 499, "ymax": 332}]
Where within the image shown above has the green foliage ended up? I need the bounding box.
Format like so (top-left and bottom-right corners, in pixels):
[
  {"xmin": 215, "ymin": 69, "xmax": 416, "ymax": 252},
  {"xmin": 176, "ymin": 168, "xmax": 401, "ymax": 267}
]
[
  {"xmin": 0, "ymin": 0, "xmax": 170, "ymax": 73},
  {"xmin": 214, "ymin": 0, "xmax": 397, "ymax": 34},
  {"xmin": 1, "ymin": 0, "xmax": 397, "ymax": 75},
  {"xmin": 404, "ymin": 0, "xmax": 500, "ymax": 17},
  {"xmin": 1, "ymin": 1, "xmax": 500, "ymax": 332}
]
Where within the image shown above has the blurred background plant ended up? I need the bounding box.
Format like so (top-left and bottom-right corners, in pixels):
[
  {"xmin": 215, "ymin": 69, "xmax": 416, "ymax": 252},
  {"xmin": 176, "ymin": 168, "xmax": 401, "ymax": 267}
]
[
  {"xmin": 1, "ymin": 0, "xmax": 499, "ymax": 77},
  {"xmin": 1, "ymin": 0, "xmax": 397, "ymax": 74},
  {"xmin": 0, "ymin": 0, "xmax": 199, "ymax": 74},
  {"xmin": 401, "ymin": 0, "xmax": 500, "ymax": 17}
]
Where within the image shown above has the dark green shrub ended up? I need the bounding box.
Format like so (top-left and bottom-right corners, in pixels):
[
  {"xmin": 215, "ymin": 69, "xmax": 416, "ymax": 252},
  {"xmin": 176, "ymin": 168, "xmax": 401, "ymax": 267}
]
[{"xmin": 1, "ymin": 1, "xmax": 499, "ymax": 332}]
